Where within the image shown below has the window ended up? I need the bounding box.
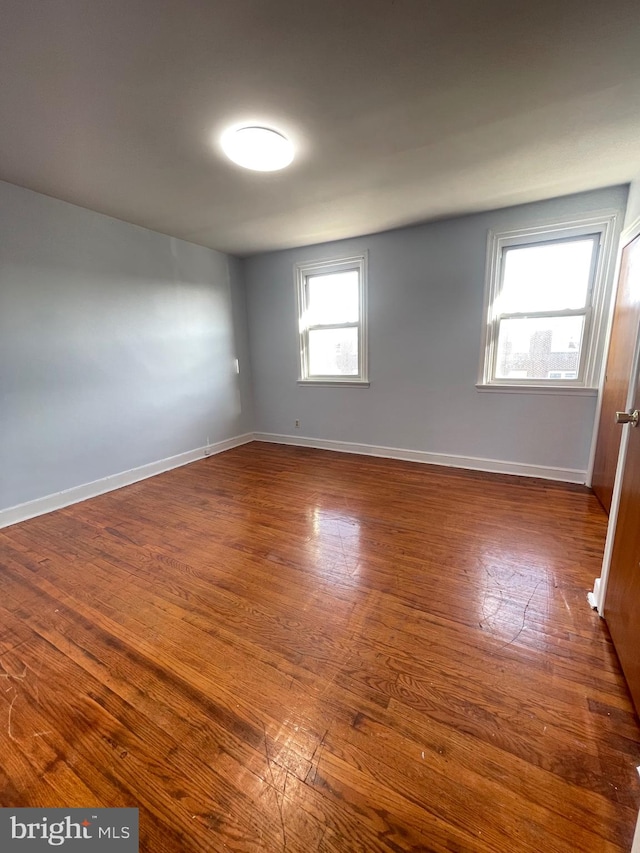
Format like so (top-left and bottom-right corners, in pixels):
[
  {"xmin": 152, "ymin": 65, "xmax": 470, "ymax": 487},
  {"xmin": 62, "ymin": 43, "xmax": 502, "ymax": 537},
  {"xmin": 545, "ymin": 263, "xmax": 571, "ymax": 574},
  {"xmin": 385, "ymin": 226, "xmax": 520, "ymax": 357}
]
[
  {"xmin": 295, "ymin": 254, "xmax": 368, "ymax": 385},
  {"xmin": 479, "ymin": 214, "xmax": 618, "ymax": 391}
]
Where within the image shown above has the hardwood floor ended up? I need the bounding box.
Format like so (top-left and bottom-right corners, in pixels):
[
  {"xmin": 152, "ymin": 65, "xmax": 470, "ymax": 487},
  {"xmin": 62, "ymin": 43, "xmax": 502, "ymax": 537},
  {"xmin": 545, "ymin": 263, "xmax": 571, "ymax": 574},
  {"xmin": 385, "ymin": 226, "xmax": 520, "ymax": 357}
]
[{"xmin": 0, "ymin": 442, "xmax": 639, "ymax": 852}]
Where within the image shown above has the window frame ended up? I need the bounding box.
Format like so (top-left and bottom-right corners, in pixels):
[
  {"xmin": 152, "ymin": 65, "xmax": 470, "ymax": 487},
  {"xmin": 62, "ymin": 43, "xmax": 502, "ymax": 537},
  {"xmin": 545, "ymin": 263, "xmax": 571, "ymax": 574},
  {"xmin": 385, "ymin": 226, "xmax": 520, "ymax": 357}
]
[
  {"xmin": 295, "ymin": 253, "xmax": 369, "ymax": 386},
  {"xmin": 478, "ymin": 212, "xmax": 619, "ymax": 394}
]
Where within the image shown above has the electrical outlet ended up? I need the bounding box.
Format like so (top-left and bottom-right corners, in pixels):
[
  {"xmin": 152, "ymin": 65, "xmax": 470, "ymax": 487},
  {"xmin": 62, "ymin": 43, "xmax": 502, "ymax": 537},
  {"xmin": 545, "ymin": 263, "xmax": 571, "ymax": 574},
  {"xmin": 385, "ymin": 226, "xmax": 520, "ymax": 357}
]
[{"xmin": 295, "ymin": 419, "xmax": 300, "ymax": 428}]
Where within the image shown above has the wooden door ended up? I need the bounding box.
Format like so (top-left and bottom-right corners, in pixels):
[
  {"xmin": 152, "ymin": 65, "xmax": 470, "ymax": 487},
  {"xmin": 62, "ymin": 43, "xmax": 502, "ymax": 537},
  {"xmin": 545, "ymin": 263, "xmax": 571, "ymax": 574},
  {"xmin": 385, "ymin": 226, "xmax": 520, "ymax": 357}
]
[
  {"xmin": 591, "ymin": 236, "xmax": 640, "ymax": 513},
  {"xmin": 592, "ymin": 234, "xmax": 640, "ymax": 512},
  {"xmin": 605, "ymin": 349, "xmax": 640, "ymax": 716}
]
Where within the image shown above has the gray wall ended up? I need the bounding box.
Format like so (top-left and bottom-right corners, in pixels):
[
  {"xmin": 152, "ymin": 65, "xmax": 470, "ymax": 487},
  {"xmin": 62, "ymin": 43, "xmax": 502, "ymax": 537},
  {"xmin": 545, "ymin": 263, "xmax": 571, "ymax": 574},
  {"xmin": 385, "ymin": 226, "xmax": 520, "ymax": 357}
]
[
  {"xmin": 0, "ymin": 181, "xmax": 254, "ymax": 511},
  {"xmin": 244, "ymin": 186, "xmax": 628, "ymax": 475}
]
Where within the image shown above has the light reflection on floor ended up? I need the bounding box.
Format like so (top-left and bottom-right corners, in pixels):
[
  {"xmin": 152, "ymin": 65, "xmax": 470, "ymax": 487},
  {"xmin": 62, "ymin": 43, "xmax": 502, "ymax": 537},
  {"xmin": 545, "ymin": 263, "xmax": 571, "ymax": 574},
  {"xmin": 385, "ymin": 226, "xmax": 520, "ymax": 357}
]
[{"xmin": 304, "ymin": 504, "xmax": 362, "ymax": 580}]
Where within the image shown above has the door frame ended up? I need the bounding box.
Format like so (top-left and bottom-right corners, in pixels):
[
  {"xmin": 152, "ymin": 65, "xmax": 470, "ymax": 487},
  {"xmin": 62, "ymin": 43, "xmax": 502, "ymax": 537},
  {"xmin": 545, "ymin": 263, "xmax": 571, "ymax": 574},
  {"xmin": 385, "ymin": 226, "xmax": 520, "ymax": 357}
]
[
  {"xmin": 590, "ymin": 213, "xmax": 640, "ymax": 614},
  {"xmin": 633, "ymin": 806, "xmax": 640, "ymax": 853}
]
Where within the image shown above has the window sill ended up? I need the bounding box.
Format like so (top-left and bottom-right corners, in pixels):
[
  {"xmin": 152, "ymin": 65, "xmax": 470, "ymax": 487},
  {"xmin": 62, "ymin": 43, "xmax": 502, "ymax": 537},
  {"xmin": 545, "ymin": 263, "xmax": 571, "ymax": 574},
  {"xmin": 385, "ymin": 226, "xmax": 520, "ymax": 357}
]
[
  {"xmin": 297, "ymin": 380, "xmax": 370, "ymax": 388},
  {"xmin": 476, "ymin": 383, "xmax": 598, "ymax": 396}
]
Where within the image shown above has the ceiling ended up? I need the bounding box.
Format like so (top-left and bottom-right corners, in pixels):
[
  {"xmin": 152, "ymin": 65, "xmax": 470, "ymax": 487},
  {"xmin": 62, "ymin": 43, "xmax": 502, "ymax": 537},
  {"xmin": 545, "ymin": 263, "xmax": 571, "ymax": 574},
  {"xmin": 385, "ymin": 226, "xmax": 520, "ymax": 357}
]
[{"xmin": 2, "ymin": 0, "xmax": 640, "ymax": 257}]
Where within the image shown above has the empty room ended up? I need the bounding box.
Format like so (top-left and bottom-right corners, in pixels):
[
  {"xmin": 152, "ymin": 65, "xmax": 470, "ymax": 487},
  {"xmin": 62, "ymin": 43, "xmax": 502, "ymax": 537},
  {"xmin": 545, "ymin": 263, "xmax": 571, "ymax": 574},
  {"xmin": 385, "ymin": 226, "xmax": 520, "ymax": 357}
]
[{"xmin": 2, "ymin": 1, "xmax": 640, "ymax": 851}]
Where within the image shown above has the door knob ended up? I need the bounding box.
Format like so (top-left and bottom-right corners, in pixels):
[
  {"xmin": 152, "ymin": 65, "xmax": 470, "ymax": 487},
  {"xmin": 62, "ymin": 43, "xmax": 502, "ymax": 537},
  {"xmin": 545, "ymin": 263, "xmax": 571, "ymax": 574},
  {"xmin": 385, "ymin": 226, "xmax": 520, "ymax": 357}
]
[{"xmin": 615, "ymin": 410, "xmax": 640, "ymax": 427}]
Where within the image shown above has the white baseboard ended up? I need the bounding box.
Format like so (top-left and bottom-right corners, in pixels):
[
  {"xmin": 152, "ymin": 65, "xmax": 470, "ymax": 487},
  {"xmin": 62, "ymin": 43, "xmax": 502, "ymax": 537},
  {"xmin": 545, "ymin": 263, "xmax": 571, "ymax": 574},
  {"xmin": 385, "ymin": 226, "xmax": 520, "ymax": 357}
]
[
  {"xmin": 253, "ymin": 432, "xmax": 586, "ymax": 484},
  {"xmin": 0, "ymin": 433, "xmax": 254, "ymax": 530},
  {"xmin": 1, "ymin": 431, "xmax": 587, "ymax": 530},
  {"xmin": 590, "ymin": 576, "xmax": 603, "ymax": 615}
]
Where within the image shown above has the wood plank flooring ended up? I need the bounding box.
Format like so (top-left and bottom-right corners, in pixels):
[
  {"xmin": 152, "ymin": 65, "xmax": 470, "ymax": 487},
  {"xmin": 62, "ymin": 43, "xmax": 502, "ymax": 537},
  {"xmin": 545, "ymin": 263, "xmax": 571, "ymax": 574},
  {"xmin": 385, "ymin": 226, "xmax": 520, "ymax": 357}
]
[{"xmin": 0, "ymin": 442, "xmax": 639, "ymax": 852}]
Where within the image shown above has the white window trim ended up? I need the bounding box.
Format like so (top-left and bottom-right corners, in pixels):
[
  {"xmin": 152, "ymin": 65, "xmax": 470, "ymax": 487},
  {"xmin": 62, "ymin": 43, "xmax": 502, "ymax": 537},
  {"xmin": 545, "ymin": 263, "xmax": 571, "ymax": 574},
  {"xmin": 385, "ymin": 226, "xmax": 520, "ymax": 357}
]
[
  {"xmin": 477, "ymin": 211, "xmax": 619, "ymax": 392},
  {"xmin": 295, "ymin": 253, "xmax": 369, "ymax": 386}
]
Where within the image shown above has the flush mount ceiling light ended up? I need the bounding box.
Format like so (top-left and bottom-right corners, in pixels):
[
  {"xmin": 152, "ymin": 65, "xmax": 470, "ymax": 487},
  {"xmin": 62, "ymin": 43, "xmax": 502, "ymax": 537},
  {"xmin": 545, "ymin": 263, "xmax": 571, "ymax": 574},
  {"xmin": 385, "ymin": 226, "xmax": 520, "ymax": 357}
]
[{"xmin": 220, "ymin": 125, "xmax": 294, "ymax": 172}]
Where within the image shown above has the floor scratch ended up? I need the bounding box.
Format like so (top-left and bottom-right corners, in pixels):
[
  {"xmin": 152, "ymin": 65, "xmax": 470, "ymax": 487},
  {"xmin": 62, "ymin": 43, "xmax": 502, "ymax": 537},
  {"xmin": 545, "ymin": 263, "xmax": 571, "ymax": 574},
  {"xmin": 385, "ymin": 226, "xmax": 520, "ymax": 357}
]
[
  {"xmin": 7, "ymin": 690, "xmax": 18, "ymax": 741},
  {"xmin": 493, "ymin": 580, "xmax": 543, "ymax": 653},
  {"xmin": 479, "ymin": 565, "xmax": 517, "ymax": 632},
  {"xmin": 262, "ymin": 723, "xmax": 287, "ymax": 852},
  {"xmin": 309, "ymin": 728, "xmax": 329, "ymax": 767},
  {"xmin": 311, "ymin": 729, "xmax": 329, "ymax": 783},
  {"xmin": 32, "ymin": 647, "xmax": 45, "ymax": 705},
  {"xmin": 0, "ymin": 663, "xmax": 28, "ymax": 681}
]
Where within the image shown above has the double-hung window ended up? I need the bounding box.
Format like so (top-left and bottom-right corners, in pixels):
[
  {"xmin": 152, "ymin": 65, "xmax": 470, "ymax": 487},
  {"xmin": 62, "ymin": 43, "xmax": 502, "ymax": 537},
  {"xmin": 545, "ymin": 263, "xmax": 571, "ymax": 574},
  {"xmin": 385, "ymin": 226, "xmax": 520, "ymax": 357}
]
[
  {"xmin": 479, "ymin": 214, "xmax": 618, "ymax": 391},
  {"xmin": 295, "ymin": 254, "xmax": 368, "ymax": 385}
]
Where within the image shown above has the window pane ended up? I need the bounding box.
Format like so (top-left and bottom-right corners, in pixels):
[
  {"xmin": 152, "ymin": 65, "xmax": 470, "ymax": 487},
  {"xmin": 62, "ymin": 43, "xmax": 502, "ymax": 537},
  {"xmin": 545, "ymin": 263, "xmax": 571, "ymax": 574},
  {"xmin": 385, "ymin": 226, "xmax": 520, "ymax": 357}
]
[
  {"xmin": 308, "ymin": 327, "xmax": 358, "ymax": 376},
  {"xmin": 495, "ymin": 315, "xmax": 585, "ymax": 380},
  {"xmin": 500, "ymin": 238, "xmax": 596, "ymax": 313},
  {"xmin": 307, "ymin": 271, "xmax": 359, "ymax": 325}
]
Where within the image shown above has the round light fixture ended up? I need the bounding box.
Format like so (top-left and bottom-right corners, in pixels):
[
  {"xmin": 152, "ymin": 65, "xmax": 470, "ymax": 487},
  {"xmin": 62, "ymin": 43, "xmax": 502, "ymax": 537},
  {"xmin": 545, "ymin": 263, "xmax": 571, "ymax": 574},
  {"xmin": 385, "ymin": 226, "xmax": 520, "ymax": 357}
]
[{"xmin": 220, "ymin": 125, "xmax": 294, "ymax": 172}]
